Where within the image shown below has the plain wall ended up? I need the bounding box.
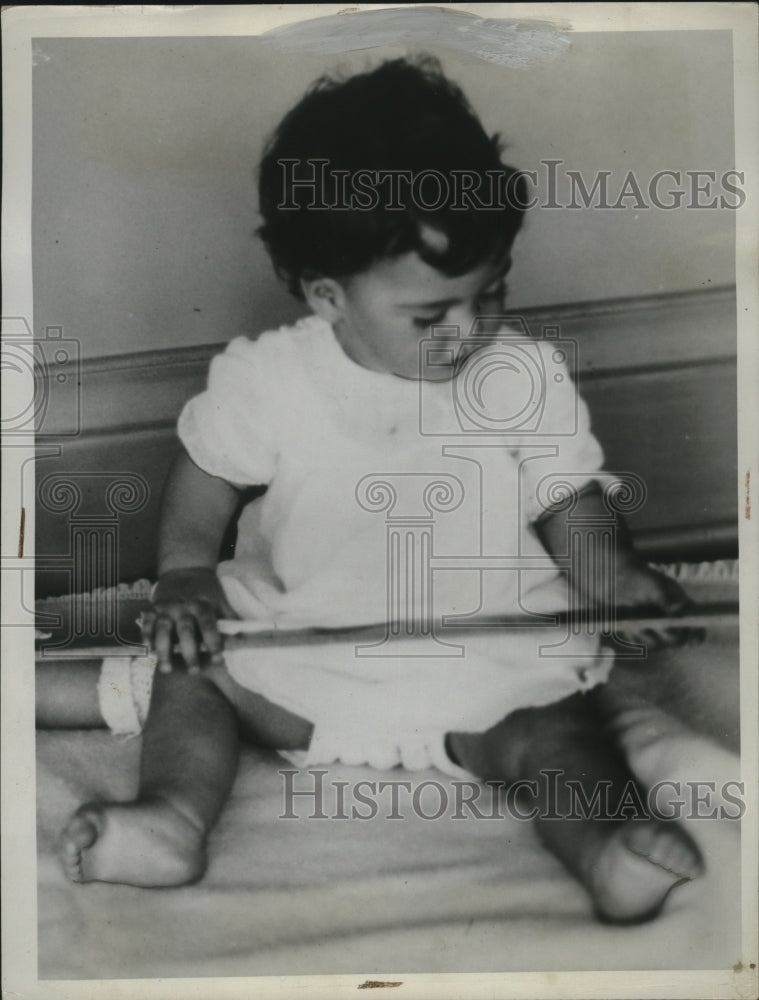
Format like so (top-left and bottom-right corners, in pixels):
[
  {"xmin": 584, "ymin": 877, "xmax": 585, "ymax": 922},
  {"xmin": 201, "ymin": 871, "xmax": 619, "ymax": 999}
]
[{"xmin": 32, "ymin": 30, "xmax": 736, "ymax": 359}]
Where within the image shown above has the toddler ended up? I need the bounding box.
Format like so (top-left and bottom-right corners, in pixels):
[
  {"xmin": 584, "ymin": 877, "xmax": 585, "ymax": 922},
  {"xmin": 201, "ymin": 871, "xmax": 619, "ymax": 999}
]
[{"xmin": 37, "ymin": 56, "xmax": 703, "ymax": 923}]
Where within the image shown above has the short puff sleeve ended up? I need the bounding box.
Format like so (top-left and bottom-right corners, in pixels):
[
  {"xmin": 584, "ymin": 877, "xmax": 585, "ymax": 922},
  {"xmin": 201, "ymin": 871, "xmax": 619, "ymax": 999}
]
[
  {"xmin": 509, "ymin": 338, "xmax": 606, "ymax": 521},
  {"xmin": 178, "ymin": 334, "xmax": 283, "ymax": 486}
]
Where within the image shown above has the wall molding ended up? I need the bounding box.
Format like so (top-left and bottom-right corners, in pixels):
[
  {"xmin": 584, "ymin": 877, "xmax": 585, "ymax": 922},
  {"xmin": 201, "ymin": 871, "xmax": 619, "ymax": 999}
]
[
  {"xmin": 62, "ymin": 283, "xmax": 738, "ymax": 374},
  {"xmin": 34, "ymin": 285, "xmax": 739, "ymax": 595},
  {"xmin": 37, "ymin": 285, "xmax": 737, "ymax": 440}
]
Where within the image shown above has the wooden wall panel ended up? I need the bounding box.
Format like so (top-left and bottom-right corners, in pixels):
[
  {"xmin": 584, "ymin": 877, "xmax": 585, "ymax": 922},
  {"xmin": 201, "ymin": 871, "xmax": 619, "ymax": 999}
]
[{"xmin": 35, "ymin": 287, "xmax": 738, "ymax": 596}]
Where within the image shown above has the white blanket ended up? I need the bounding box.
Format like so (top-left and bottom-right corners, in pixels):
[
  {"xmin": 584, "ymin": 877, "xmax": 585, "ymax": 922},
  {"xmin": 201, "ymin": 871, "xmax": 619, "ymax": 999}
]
[{"xmin": 37, "ymin": 611, "xmax": 741, "ymax": 979}]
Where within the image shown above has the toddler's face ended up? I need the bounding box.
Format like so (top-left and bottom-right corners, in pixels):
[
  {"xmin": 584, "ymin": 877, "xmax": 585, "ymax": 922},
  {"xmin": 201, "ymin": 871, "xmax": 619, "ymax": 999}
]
[{"xmin": 328, "ymin": 249, "xmax": 512, "ymax": 380}]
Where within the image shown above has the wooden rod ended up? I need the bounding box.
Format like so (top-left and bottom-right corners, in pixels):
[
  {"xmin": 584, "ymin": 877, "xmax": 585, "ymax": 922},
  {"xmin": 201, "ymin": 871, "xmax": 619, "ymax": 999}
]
[{"xmin": 35, "ymin": 602, "xmax": 738, "ymax": 661}]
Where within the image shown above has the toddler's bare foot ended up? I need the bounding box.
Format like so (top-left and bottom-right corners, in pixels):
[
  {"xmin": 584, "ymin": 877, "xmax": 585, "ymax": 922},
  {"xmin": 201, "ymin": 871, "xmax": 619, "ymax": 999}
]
[
  {"xmin": 60, "ymin": 797, "xmax": 207, "ymax": 888},
  {"xmin": 586, "ymin": 819, "xmax": 703, "ymax": 924}
]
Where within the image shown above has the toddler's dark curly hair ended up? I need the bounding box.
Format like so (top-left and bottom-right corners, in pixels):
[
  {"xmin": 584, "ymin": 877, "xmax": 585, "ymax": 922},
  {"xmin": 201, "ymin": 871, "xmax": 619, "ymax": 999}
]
[{"xmin": 258, "ymin": 55, "xmax": 526, "ymax": 297}]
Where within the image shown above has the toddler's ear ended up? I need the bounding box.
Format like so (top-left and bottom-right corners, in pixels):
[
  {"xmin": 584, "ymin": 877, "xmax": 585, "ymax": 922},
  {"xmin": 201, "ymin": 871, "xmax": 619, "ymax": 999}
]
[{"xmin": 300, "ymin": 277, "xmax": 345, "ymax": 322}]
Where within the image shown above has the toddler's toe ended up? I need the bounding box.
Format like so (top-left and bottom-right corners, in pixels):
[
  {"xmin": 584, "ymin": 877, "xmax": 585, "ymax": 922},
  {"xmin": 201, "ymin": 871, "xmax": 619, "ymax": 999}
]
[{"xmin": 60, "ymin": 809, "xmax": 100, "ymax": 882}]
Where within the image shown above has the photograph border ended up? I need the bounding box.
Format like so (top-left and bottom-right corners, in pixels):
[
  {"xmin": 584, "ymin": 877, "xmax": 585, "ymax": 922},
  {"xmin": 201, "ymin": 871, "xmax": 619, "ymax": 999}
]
[{"xmin": 2, "ymin": 4, "xmax": 758, "ymax": 998}]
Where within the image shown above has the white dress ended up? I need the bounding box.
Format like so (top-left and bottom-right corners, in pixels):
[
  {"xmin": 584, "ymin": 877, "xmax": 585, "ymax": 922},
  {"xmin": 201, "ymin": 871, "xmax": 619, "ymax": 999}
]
[{"xmin": 178, "ymin": 316, "xmax": 612, "ymax": 775}]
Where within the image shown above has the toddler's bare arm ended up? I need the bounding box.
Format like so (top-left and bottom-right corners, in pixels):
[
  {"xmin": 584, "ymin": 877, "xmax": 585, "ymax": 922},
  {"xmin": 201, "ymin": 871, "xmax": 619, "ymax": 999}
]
[
  {"xmin": 141, "ymin": 449, "xmax": 246, "ymax": 670},
  {"xmin": 535, "ymin": 479, "xmax": 694, "ymax": 645}
]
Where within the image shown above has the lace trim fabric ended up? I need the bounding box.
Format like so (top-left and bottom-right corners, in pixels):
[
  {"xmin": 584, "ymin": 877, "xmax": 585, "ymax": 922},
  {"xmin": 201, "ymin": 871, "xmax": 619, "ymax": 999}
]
[{"xmin": 98, "ymin": 655, "xmax": 157, "ymax": 738}]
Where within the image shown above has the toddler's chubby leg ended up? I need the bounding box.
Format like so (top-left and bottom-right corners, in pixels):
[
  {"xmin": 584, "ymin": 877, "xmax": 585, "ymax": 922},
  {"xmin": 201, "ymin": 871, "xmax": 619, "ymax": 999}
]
[
  {"xmin": 59, "ymin": 668, "xmax": 239, "ymax": 888},
  {"xmin": 38, "ymin": 657, "xmax": 313, "ymax": 888},
  {"xmin": 447, "ymin": 691, "xmax": 704, "ymax": 924},
  {"xmin": 36, "ymin": 659, "xmax": 104, "ymax": 728}
]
